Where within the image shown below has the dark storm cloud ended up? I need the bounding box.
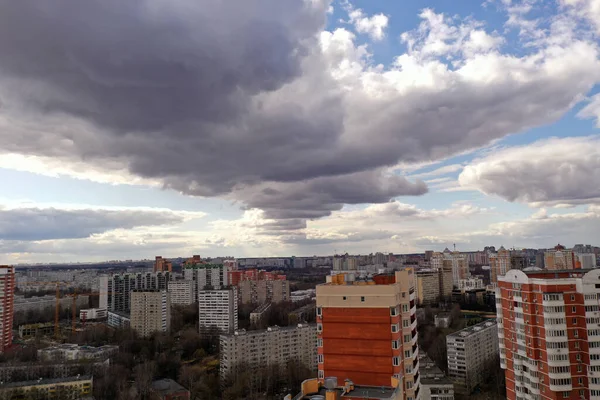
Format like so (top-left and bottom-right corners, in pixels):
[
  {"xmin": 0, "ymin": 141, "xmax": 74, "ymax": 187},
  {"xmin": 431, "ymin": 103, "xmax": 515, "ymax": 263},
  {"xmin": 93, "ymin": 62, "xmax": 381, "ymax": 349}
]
[
  {"xmin": 0, "ymin": 207, "xmax": 186, "ymax": 240},
  {"xmin": 0, "ymin": 0, "xmax": 599, "ymax": 229}
]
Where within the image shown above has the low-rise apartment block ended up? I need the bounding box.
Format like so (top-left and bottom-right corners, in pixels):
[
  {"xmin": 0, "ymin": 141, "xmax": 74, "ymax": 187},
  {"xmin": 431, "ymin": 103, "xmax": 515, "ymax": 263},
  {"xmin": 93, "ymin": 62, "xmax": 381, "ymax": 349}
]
[
  {"xmin": 219, "ymin": 324, "xmax": 317, "ymax": 378},
  {"xmin": 38, "ymin": 344, "xmax": 118, "ymax": 362},
  {"xmin": 107, "ymin": 310, "xmax": 131, "ymax": 329},
  {"xmin": 446, "ymin": 320, "xmax": 498, "ymax": 393},
  {"xmin": 0, "ymin": 375, "xmax": 93, "ymax": 399},
  {"xmin": 419, "ymin": 351, "xmax": 454, "ymax": 400}
]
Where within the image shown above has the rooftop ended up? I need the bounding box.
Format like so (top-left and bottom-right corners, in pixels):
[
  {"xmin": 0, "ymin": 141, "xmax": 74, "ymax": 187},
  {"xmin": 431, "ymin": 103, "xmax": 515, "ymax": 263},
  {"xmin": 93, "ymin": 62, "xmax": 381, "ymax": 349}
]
[
  {"xmin": 108, "ymin": 310, "xmax": 131, "ymax": 319},
  {"xmin": 447, "ymin": 319, "xmax": 497, "ymax": 338},
  {"xmin": 151, "ymin": 379, "xmax": 189, "ymax": 395},
  {"xmin": 0, "ymin": 375, "xmax": 92, "ymax": 390},
  {"xmin": 224, "ymin": 323, "xmax": 315, "ymax": 337},
  {"xmin": 299, "ymin": 385, "xmax": 399, "ymax": 400}
]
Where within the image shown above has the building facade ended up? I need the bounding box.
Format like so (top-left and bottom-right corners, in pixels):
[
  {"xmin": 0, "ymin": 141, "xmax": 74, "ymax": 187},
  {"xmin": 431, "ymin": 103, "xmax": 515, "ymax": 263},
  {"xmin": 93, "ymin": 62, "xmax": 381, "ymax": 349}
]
[
  {"xmin": 107, "ymin": 311, "xmax": 130, "ymax": 329},
  {"xmin": 489, "ymin": 247, "xmax": 511, "ymax": 284},
  {"xmin": 219, "ymin": 324, "xmax": 317, "ymax": 378},
  {"xmin": 100, "ymin": 271, "xmax": 171, "ymax": 312},
  {"xmin": 38, "ymin": 344, "xmax": 118, "ymax": 362},
  {"xmin": 446, "ymin": 320, "xmax": 498, "ymax": 393},
  {"xmin": 238, "ymin": 279, "xmax": 290, "ymax": 304},
  {"xmin": 183, "ymin": 263, "xmax": 229, "ymax": 301},
  {"xmin": 0, "ymin": 266, "xmax": 14, "ymax": 353},
  {"xmin": 496, "ymin": 268, "xmax": 600, "ymax": 400},
  {"xmin": 79, "ymin": 307, "xmax": 107, "ymax": 321},
  {"xmin": 0, "ymin": 376, "xmax": 93, "ymax": 398},
  {"xmin": 419, "ymin": 351, "xmax": 454, "ymax": 400},
  {"xmin": 416, "ymin": 270, "xmax": 440, "ymax": 306},
  {"xmin": 545, "ymin": 245, "xmax": 576, "ymax": 270},
  {"xmin": 198, "ymin": 287, "xmax": 238, "ymax": 334},
  {"xmin": 316, "ymin": 268, "xmax": 420, "ymax": 400},
  {"xmin": 168, "ymin": 280, "xmax": 195, "ymax": 306},
  {"xmin": 153, "ymin": 256, "xmax": 173, "ymax": 273},
  {"xmin": 130, "ymin": 290, "xmax": 171, "ymax": 337}
]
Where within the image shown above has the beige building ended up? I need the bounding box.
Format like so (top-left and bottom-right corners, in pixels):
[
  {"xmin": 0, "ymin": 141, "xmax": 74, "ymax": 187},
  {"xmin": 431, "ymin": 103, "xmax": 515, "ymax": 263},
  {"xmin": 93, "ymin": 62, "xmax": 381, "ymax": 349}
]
[
  {"xmin": 238, "ymin": 279, "xmax": 289, "ymax": 304},
  {"xmin": 219, "ymin": 324, "xmax": 317, "ymax": 378},
  {"xmin": 544, "ymin": 245, "xmax": 576, "ymax": 270},
  {"xmin": 489, "ymin": 246, "xmax": 510, "ymax": 284},
  {"xmin": 416, "ymin": 269, "xmax": 440, "ymax": 305},
  {"xmin": 168, "ymin": 280, "xmax": 194, "ymax": 305},
  {"xmin": 198, "ymin": 287, "xmax": 238, "ymax": 334},
  {"xmin": 130, "ymin": 290, "xmax": 171, "ymax": 337},
  {"xmin": 0, "ymin": 375, "xmax": 93, "ymax": 398}
]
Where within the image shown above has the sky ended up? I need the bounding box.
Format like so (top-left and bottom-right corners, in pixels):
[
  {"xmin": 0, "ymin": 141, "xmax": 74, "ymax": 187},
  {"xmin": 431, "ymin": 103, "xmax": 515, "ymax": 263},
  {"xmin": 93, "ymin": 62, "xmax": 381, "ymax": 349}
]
[{"xmin": 1, "ymin": 0, "xmax": 600, "ymax": 263}]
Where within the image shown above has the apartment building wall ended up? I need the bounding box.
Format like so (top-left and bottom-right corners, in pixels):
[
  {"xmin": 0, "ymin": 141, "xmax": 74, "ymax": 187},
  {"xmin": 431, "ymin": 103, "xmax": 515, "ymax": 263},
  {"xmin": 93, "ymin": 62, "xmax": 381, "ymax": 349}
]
[
  {"xmin": 100, "ymin": 271, "xmax": 171, "ymax": 312},
  {"xmin": 238, "ymin": 279, "xmax": 290, "ymax": 304},
  {"xmin": 496, "ymin": 268, "xmax": 600, "ymax": 400},
  {"xmin": 219, "ymin": 324, "xmax": 317, "ymax": 378},
  {"xmin": 198, "ymin": 287, "xmax": 238, "ymax": 334},
  {"xmin": 544, "ymin": 249, "xmax": 576, "ymax": 270},
  {"xmin": 447, "ymin": 320, "xmax": 498, "ymax": 393},
  {"xmin": 489, "ymin": 247, "xmax": 511, "ymax": 284},
  {"xmin": 183, "ymin": 264, "xmax": 228, "ymax": 301},
  {"xmin": 130, "ymin": 290, "xmax": 170, "ymax": 337},
  {"xmin": 316, "ymin": 268, "xmax": 420, "ymax": 400},
  {"xmin": 168, "ymin": 280, "xmax": 194, "ymax": 306},
  {"xmin": 416, "ymin": 270, "xmax": 440, "ymax": 305},
  {"xmin": 0, "ymin": 266, "xmax": 14, "ymax": 353}
]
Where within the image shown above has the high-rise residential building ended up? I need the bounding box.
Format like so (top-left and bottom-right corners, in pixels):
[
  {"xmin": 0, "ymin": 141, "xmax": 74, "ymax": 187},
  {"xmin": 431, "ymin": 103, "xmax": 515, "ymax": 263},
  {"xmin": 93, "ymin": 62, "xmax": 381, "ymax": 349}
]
[
  {"xmin": 153, "ymin": 256, "xmax": 172, "ymax": 273},
  {"xmin": 496, "ymin": 268, "xmax": 600, "ymax": 400},
  {"xmin": 0, "ymin": 266, "xmax": 14, "ymax": 353},
  {"xmin": 577, "ymin": 253, "xmax": 597, "ymax": 269},
  {"xmin": 445, "ymin": 252, "xmax": 469, "ymax": 285},
  {"xmin": 447, "ymin": 320, "xmax": 498, "ymax": 393},
  {"xmin": 99, "ymin": 271, "xmax": 171, "ymax": 312},
  {"xmin": 374, "ymin": 252, "xmax": 386, "ymax": 265},
  {"xmin": 510, "ymin": 250, "xmax": 528, "ymax": 270},
  {"xmin": 489, "ymin": 246, "xmax": 511, "ymax": 284},
  {"xmin": 198, "ymin": 287, "xmax": 238, "ymax": 334},
  {"xmin": 130, "ymin": 290, "xmax": 170, "ymax": 337},
  {"xmin": 238, "ymin": 279, "xmax": 290, "ymax": 304},
  {"xmin": 183, "ymin": 263, "xmax": 229, "ymax": 301},
  {"xmin": 456, "ymin": 277, "xmax": 485, "ymax": 292},
  {"xmin": 316, "ymin": 268, "xmax": 419, "ymax": 400},
  {"xmin": 219, "ymin": 324, "xmax": 317, "ymax": 378},
  {"xmin": 346, "ymin": 257, "xmax": 358, "ymax": 271},
  {"xmin": 416, "ymin": 270, "xmax": 440, "ymax": 306},
  {"xmin": 294, "ymin": 257, "xmax": 307, "ymax": 269},
  {"xmin": 333, "ymin": 257, "xmax": 344, "ymax": 271},
  {"xmin": 545, "ymin": 244, "xmax": 576, "ymax": 270},
  {"xmin": 168, "ymin": 280, "xmax": 194, "ymax": 306}
]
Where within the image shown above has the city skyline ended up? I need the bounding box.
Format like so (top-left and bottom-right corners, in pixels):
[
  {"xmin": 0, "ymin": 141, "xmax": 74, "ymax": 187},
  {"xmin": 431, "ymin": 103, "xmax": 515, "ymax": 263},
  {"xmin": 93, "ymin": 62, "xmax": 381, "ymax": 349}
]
[{"xmin": 1, "ymin": 0, "xmax": 600, "ymax": 263}]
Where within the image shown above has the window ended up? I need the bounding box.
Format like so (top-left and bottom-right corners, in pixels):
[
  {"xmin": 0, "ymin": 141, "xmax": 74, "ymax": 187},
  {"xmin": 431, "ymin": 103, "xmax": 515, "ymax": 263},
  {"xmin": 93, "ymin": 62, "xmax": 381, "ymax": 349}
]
[
  {"xmin": 404, "ymin": 334, "xmax": 411, "ymax": 343},
  {"xmin": 316, "ymin": 307, "xmax": 322, "ymax": 317},
  {"xmin": 577, "ymin": 365, "xmax": 582, "ymax": 372},
  {"xmin": 390, "ymin": 307, "xmax": 398, "ymax": 316},
  {"xmin": 579, "ymin": 378, "xmax": 583, "ymax": 385},
  {"xmin": 406, "ymin": 381, "xmax": 413, "ymax": 389},
  {"xmin": 391, "ymin": 324, "xmax": 399, "ymax": 333},
  {"xmin": 402, "ymin": 304, "xmax": 409, "ymax": 312},
  {"xmin": 318, "ymin": 370, "xmax": 324, "ymax": 379},
  {"xmin": 571, "ymin": 295, "xmax": 576, "ymax": 301},
  {"xmin": 392, "ymin": 340, "xmax": 400, "ymax": 349},
  {"xmin": 342, "ymin": 296, "xmax": 347, "ymax": 301},
  {"xmin": 574, "ymin": 330, "xmax": 579, "ymax": 338},
  {"xmin": 393, "ymin": 357, "xmax": 400, "ymax": 366},
  {"xmin": 573, "ymin": 318, "xmax": 577, "ymax": 324},
  {"xmin": 318, "ymin": 354, "xmax": 324, "ymax": 363},
  {"xmin": 404, "ymin": 350, "xmax": 411, "ymax": 358},
  {"xmin": 543, "ymin": 293, "xmax": 563, "ymax": 301},
  {"xmin": 563, "ymin": 391, "xmax": 570, "ymax": 398},
  {"xmin": 575, "ymin": 341, "xmax": 580, "ymax": 349},
  {"xmin": 317, "ymin": 323, "xmax": 322, "ymax": 333},
  {"xmin": 403, "ymin": 319, "xmax": 410, "ymax": 328},
  {"xmin": 361, "ymin": 296, "xmax": 365, "ymax": 302},
  {"xmin": 317, "ymin": 338, "xmax": 323, "ymax": 347},
  {"xmin": 405, "ymin": 365, "xmax": 413, "ymax": 374}
]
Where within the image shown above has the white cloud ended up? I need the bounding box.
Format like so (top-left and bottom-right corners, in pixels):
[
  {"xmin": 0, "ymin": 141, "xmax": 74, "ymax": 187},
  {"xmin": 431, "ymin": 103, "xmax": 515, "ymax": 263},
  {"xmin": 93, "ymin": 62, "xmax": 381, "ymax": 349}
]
[
  {"xmin": 578, "ymin": 93, "xmax": 600, "ymax": 127},
  {"xmin": 348, "ymin": 9, "xmax": 389, "ymax": 41},
  {"xmin": 410, "ymin": 163, "xmax": 464, "ymax": 179},
  {"xmin": 459, "ymin": 136, "xmax": 600, "ymax": 206}
]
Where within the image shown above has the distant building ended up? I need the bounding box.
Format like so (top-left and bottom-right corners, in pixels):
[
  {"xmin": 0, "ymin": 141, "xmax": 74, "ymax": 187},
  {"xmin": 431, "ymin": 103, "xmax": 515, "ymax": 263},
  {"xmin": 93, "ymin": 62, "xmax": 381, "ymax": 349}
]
[
  {"xmin": 18, "ymin": 322, "xmax": 54, "ymax": 339},
  {"xmin": 183, "ymin": 263, "xmax": 229, "ymax": 301},
  {"xmin": 250, "ymin": 303, "xmax": 271, "ymax": 326},
  {"xmin": 107, "ymin": 310, "xmax": 131, "ymax": 329},
  {"xmin": 346, "ymin": 257, "xmax": 358, "ymax": 271},
  {"xmin": 374, "ymin": 252, "xmax": 386, "ymax": 264},
  {"xmin": 168, "ymin": 280, "xmax": 194, "ymax": 306},
  {"xmin": 0, "ymin": 375, "xmax": 93, "ymax": 399},
  {"xmin": 198, "ymin": 287, "xmax": 238, "ymax": 334},
  {"xmin": 238, "ymin": 279, "xmax": 290, "ymax": 304},
  {"xmin": 544, "ymin": 244, "xmax": 576, "ymax": 270},
  {"xmin": 219, "ymin": 324, "xmax": 317, "ymax": 378},
  {"xmin": 294, "ymin": 257, "xmax": 307, "ymax": 269},
  {"xmin": 332, "ymin": 257, "xmax": 344, "ymax": 271},
  {"xmin": 416, "ymin": 269, "xmax": 440, "ymax": 305},
  {"xmin": 456, "ymin": 277, "xmax": 484, "ymax": 292},
  {"xmin": 291, "ymin": 377, "xmax": 404, "ymax": 400},
  {"xmin": 153, "ymin": 256, "xmax": 173, "ymax": 273},
  {"xmin": 130, "ymin": 290, "xmax": 171, "ymax": 337},
  {"xmin": 0, "ymin": 266, "xmax": 14, "ymax": 353},
  {"xmin": 434, "ymin": 314, "xmax": 451, "ymax": 328},
  {"xmin": 489, "ymin": 247, "xmax": 511, "ymax": 284},
  {"xmin": 38, "ymin": 344, "xmax": 118, "ymax": 362},
  {"xmin": 447, "ymin": 320, "xmax": 498, "ymax": 393},
  {"xmin": 99, "ymin": 271, "xmax": 171, "ymax": 312},
  {"xmin": 290, "ymin": 289, "xmax": 316, "ymax": 302},
  {"xmin": 577, "ymin": 252, "xmax": 596, "ymax": 269},
  {"xmin": 150, "ymin": 378, "xmax": 190, "ymax": 400},
  {"xmin": 79, "ymin": 307, "xmax": 107, "ymax": 321}
]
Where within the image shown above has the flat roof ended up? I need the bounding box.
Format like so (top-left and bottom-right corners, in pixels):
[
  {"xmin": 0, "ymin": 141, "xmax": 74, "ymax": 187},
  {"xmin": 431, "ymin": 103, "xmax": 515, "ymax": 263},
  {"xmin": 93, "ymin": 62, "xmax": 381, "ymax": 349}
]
[
  {"xmin": 304, "ymin": 385, "xmax": 399, "ymax": 400},
  {"xmin": 0, "ymin": 375, "xmax": 92, "ymax": 389},
  {"xmin": 447, "ymin": 320, "xmax": 497, "ymax": 338},
  {"xmin": 223, "ymin": 324, "xmax": 315, "ymax": 337},
  {"xmin": 421, "ymin": 377, "xmax": 454, "ymax": 386},
  {"xmin": 151, "ymin": 379, "xmax": 188, "ymax": 395}
]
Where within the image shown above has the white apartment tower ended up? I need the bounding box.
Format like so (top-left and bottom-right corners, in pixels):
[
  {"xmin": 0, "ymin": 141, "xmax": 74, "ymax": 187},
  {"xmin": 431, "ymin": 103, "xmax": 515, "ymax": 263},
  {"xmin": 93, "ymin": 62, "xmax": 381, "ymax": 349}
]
[
  {"xmin": 198, "ymin": 287, "xmax": 238, "ymax": 334},
  {"xmin": 168, "ymin": 280, "xmax": 194, "ymax": 306},
  {"xmin": 99, "ymin": 271, "xmax": 171, "ymax": 312},
  {"xmin": 130, "ymin": 290, "xmax": 171, "ymax": 337},
  {"xmin": 183, "ymin": 263, "xmax": 229, "ymax": 300}
]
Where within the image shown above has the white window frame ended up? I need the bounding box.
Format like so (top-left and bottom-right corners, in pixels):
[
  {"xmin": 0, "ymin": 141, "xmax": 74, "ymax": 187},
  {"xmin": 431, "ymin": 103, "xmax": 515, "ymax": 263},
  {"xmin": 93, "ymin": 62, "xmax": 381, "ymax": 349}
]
[
  {"xmin": 317, "ymin": 323, "xmax": 323, "ymax": 333},
  {"xmin": 318, "ymin": 354, "xmax": 324, "ymax": 363},
  {"xmin": 392, "ymin": 340, "xmax": 399, "ymax": 349},
  {"xmin": 393, "ymin": 357, "xmax": 400, "ymax": 366},
  {"xmin": 318, "ymin": 370, "xmax": 324, "ymax": 379},
  {"xmin": 317, "ymin": 338, "xmax": 323, "ymax": 347},
  {"xmin": 390, "ymin": 306, "xmax": 398, "ymax": 316},
  {"xmin": 317, "ymin": 307, "xmax": 322, "ymax": 317},
  {"xmin": 391, "ymin": 324, "xmax": 399, "ymax": 333}
]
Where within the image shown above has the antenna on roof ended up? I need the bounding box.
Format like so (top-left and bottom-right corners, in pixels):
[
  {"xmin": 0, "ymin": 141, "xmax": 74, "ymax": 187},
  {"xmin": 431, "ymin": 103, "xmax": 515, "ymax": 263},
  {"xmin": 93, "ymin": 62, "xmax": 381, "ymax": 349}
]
[{"xmin": 453, "ymin": 243, "xmax": 456, "ymax": 252}]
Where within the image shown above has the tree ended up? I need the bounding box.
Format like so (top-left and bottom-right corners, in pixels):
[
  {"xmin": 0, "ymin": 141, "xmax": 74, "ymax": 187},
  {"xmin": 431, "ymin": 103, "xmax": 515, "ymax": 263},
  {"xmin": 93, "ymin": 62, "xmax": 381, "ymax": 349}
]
[{"xmin": 133, "ymin": 361, "xmax": 156, "ymax": 400}]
